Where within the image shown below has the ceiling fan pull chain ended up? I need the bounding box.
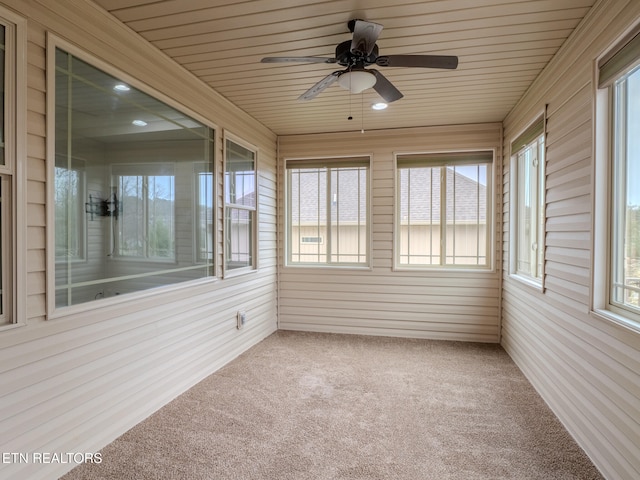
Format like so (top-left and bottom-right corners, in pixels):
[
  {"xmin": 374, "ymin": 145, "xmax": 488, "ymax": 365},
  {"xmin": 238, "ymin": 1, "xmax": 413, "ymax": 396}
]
[{"xmin": 361, "ymin": 92, "xmax": 365, "ymax": 134}]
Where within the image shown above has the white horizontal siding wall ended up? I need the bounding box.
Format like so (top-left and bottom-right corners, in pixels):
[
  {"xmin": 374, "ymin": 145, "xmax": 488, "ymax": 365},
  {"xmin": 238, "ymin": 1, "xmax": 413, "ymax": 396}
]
[
  {"xmin": 278, "ymin": 124, "xmax": 502, "ymax": 342},
  {"xmin": 502, "ymin": 0, "xmax": 640, "ymax": 479},
  {"xmin": 0, "ymin": 1, "xmax": 277, "ymax": 479}
]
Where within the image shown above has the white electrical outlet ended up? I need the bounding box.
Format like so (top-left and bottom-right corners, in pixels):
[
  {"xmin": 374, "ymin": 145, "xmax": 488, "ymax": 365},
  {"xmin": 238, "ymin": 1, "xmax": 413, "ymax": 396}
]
[{"xmin": 237, "ymin": 311, "xmax": 246, "ymax": 330}]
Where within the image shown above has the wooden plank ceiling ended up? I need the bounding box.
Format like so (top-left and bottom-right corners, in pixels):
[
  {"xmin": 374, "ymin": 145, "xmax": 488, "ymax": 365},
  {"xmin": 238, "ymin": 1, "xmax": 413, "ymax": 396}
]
[{"xmin": 92, "ymin": 0, "xmax": 597, "ymax": 135}]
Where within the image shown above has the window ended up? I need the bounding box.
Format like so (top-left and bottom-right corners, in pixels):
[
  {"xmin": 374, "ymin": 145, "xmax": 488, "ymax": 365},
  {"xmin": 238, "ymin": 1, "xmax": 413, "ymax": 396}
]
[
  {"xmin": 55, "ymin": 157, "xmax": 85, "ymax": 260},
  {"xmin": 195, "ymin": 164, "xmax": 214, "ymax": 262},
  {"xmin": 52, "ymin": 46, "xmax": 215, "ymax": 310},
  {"xmin": 0, "ymin": 177, "xmax": 10, "ymax": 327},
  {"xmin": 510, "ymin": 117, "xmax": 545, "ymax": 284},
  {"xmin": 0, "ymin": 9, "xmax": 23, "ymax": 328},
  {"xmin": 286, "ymin": 157, "xmax": 369, "ymax": 266},
  {"xmin": 609, "ymin": 65, "xmax": 640, "ymax": 317},
  {"xmin": 396, "ymin": 151, "xmax": 493, "ymax": 268},
  {"xmin": 595, "ymin": 26, "xmax": 640, "ymax": 328},
  {"xmin": 112, "ymin": 164, "xmax": 175, "ymax": 260},
  {"xmin": 224, "ymin": 136, "xmax": 257, "ymax": 273},
  {"xmin": 301, "ymin": 236, "xmax": 323, "ymax": 244}
]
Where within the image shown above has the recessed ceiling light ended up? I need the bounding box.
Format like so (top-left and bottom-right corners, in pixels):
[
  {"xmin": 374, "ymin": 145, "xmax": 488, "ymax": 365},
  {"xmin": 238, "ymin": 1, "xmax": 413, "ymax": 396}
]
[
  {"xmin": 132, "ymin": 119, "xmax": 147, "ymax": 127},
  {"xmin": 372, "ymin": 102, "xmax": 388, "ymax": 110},
  {"xmin": 114, "ymin": 83, "xmax": 130, "ymax": 92}
]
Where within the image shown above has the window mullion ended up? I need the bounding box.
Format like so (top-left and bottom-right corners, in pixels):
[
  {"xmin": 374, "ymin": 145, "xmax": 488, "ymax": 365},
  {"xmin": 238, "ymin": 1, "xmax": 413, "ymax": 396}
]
[
  {"xmin": 318, "ymin": 170, "xmax": 323, "ymax": 264},
  {"xmin": 357, "ymin": 168, "xmax": 361, "ymax": 263},
  {"xmin": 429, "ymin": 169, "xmax": 434, "ymax": 265},
  {"xmin": 0, "ymin": 179, "xmax": 4, "ymax": 320},
  {"xmin": 65, "ymin": 52, "xmax": 73, "ymax": 307},
  {"xmin": 476, "ymin": 164, "xmax": 481, "ymax": 265},
  {"xmin": 531, "ymin": 147, "xmax": 539, "ymax": 277},
  {"xmin": 440, "ymin": 167, "xmax": 446, "ymax": 266},
  {"xmin": 612, "ymin": 79, "xmax": 629, "ymax": 306},
  {"xmin": 326, "ymin": 168, "xmax": 332, "ymax": 264},
  {"xmin": 406, "ymin": 168, "xmax": 411, "ymax": 264}
]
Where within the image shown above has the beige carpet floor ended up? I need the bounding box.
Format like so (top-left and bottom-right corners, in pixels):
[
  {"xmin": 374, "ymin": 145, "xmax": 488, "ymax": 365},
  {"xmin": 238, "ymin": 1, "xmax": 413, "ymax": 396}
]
[{"xmin": 63, "ymin": 331, "xmax": 603, "ymax": 480}]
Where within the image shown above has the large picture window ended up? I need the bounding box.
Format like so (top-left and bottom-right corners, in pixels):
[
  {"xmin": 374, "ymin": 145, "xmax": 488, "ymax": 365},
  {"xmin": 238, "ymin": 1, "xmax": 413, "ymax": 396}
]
[
  {"xmin": 286, "ymin": 157, "xmax": 369, "ymax": 266},
  {"xmin": 511, "ymin": 117, "xmax": 545, "ymax": 284},
  {"xmin": 224, "ymin": 136, "xmax": 257, "ymax": 273},
  {"xmin": 396, "ymin": 151, "xmax": 493, "ymax": 268},
  {"xmin": 53, "ymin": 47, "xmax": 215, "ymax": 309}
]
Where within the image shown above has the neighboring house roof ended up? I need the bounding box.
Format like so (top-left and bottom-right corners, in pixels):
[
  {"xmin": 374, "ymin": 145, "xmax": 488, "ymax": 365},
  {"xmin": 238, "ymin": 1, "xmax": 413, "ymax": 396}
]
[
  {"xmin": 290, "ymin": 166, "xmax": 487, "ymax": 224},
  {"xmin": 228, "ymin": 190, "xmax": 256, "ymax": 221},
  {"xmin": 399, "ymin": 167, "xmax": 487, "ymax": 223}
]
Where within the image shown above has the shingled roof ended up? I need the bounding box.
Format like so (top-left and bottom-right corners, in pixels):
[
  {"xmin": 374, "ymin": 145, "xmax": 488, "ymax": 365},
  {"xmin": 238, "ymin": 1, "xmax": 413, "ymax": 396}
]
[{"xmin": 289, "ymin": 166, "xmax": 487, "ymax": 224}]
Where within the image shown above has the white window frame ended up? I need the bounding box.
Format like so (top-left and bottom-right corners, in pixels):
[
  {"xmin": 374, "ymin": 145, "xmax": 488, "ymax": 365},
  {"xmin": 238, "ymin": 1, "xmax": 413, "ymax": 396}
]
[
  {"xmin": 0, "ymin": 7, "xmax": 26, "ymax": 331},
  {"xmin": 223, "ymin": 131, "xmax": 258, "ymax": 277},
  {"xmin": 285, "ymin": 156, "xmax": 371, "ymax": 268},
  {"xmin": 593, "ymin": 23, "xmax": 640, "ymax": 333},
  {"xmin": 509, "ymin": 114, "xmax": 546, "ymax": 290},
  {"xmin": 394, "ymin": 150, "xmax": 494, "ymax": 270}
]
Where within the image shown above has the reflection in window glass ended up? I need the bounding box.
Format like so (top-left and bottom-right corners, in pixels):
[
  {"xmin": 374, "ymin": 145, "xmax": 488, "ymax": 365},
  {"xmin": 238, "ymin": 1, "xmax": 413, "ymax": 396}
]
[
  {"xmin": 113, "ymin": 166, "xmax": 175, "ymax": 259},
  {"xmin": 0, "ymin": 181, "xmax": 3, "ymax": 317},
  {"xmin": 0, "ymin": 24, "xmax": 5, "ymax": 166},
  {"xmin": 0, "ymin": 25, "xmax": 5, "ymax": 316},
  {"xmin": 0, "ymin": 19, "xmax": 13, "ymax": 325},
  {"xmin": 196, "ymin": 167, "xmax": 213, "ymax": 261},
  {"xmin": 55, "ymin": 157, "xmax": 84, "ymax": 260},
  {"xmin": 55, "ymin": 48, "xmax": 215, "ymax": 308},
  {"xmin": 224, "ymin": 138, "xmax": 256, "ymax": 272}
]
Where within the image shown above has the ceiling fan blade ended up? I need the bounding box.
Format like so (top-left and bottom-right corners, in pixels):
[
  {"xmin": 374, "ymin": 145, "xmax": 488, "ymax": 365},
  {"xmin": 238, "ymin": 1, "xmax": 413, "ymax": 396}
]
[
  {"xmin": 350, "ymin": 20, "xmax": 383, "ymax": 56},
  {"xmin": 376, "ymin": 54, "xmax": 458, "ymax": 69},
  {"xmin": 298, "ymin": 72, "xmax": 341, "ymax": 101},
  {"xmin": 370, "ymin": 70, "xmax": 403, "ymax": 103},
  {"xmin": 261, "ymin": 56, "xmax": 337, "ymax": 64}
]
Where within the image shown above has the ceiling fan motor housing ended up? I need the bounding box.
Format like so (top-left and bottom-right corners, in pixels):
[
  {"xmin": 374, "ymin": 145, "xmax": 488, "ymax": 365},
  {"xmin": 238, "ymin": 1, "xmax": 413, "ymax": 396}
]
[{"xmin": 335, "ymin": 40, "xmax": 379, "ymax": 66}]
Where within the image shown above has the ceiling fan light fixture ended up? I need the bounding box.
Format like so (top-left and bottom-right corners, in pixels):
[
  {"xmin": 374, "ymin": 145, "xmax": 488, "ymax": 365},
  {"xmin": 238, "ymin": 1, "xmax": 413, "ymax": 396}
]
[{"xmin": 338, "ymin": 70, "xmax": 377, "ymax": 94}]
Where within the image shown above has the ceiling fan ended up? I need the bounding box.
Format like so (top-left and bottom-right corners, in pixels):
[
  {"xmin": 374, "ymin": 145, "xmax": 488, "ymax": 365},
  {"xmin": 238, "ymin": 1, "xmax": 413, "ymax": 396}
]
[{"xmin": 261, "ymin": 19, "xmax": 458, "ymax": 103}]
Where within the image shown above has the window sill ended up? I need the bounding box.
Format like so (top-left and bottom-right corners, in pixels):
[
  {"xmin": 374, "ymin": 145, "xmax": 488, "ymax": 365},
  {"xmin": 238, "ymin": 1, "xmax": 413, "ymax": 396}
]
[
  {"xmin": 55, "ymin": 257, "xmax": 87, "ymax": 265},
  {"xmin": 48, "ymin": 275, "xmax": 218, "ymax": 321},
  {"xmin": 393, "ymin": 265, "xmax": 494, "ymax": 274},
  {"xmin": 108, "ymin": 256, "xmax": 178, "ymax": 265},
  {"xmin": 283, "ymin": 264, "xmax": 372, "ymax": 271},
  {"xmin": 591, "ymin": 308, "xmax": 640, "ymax": 335},
  {"xmin": 223, "ymin": 266, "xmax": 258, "ymax": 279},
  {"xmin": 0, "ymin": 322, "xmax": 27, "ymax": 333},
  {"xmin": 509, "ymin": 273, "xmax": 543, "ymax": 292}
]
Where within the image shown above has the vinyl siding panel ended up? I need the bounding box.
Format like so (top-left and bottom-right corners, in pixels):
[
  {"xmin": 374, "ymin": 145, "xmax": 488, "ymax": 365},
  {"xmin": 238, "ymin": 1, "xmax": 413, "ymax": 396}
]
[
  {"xmin": 502, "ymin": 1, "xmax": 640, "ymax": 479},
  {"xmin": 278, "ymin": 124, "xmax": 502, "ymax": 343},
  {"xmin": 0, "ymin": 1, "xmax": 277, "ymax": 479}
]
